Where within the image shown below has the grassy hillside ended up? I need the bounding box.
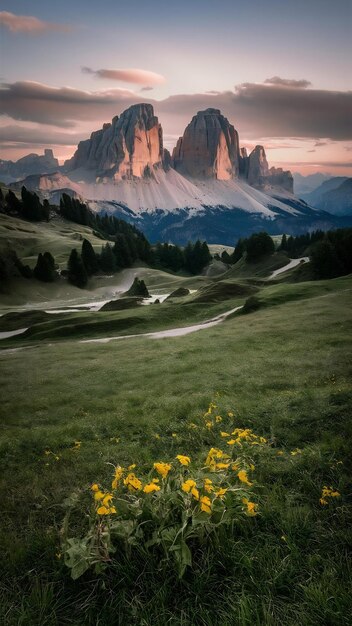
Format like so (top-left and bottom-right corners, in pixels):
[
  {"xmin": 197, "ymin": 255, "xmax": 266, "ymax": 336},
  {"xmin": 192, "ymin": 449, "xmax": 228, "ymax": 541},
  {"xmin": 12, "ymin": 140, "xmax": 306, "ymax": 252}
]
[
  {"xmin": 0, "ymin": 272, "xmax": 351, "ymax": 625},
  {"xmin": 0, "ymin": 212, "xmax": 111, "ymax": 269}
]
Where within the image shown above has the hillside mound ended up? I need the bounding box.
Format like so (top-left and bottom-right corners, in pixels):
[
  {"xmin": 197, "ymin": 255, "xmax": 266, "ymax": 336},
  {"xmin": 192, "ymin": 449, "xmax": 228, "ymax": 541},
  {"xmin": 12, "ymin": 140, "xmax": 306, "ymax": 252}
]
[{"xmin": 191, "ymin": 280, "xmax": 258, "ymax": 303}]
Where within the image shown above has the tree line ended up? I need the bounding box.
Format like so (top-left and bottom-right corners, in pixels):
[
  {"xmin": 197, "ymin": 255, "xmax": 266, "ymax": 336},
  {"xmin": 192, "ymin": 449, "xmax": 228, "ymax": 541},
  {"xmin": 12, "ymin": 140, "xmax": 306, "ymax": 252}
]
[{"xmin": 0, "ymin": 186, "xmax": 50, "ymax": 221}]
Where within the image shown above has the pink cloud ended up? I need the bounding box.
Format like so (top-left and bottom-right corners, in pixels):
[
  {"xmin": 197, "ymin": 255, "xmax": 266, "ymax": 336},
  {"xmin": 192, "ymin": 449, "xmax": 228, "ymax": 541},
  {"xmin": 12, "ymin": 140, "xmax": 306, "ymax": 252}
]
[
  {"xmin": 82, "ymin": 67, "xmax": 165, "ymax": 86},
  {"xmin": 0, "ymin": 11, "xmax": 71, "ymax": 34}
]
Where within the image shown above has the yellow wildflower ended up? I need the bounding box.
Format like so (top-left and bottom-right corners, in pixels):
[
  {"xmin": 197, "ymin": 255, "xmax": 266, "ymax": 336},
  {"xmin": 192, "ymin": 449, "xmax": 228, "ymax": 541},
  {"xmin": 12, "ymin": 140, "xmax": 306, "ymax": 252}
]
[
  {"xmin": 200, "ymin": 495, "xmax": 212, "ymax": 514},
  {"xmin": 290, "ymin": 448, "xmax": 302, "ymax": 456},
  {"xmin": 102, "ymin": 493, "xmax": 113, "ymax": 507},
  {"xmin": 242, "ymin": 497, "xmax": 258, "ymax": 516},
  {"xmin": 205, "ymin": 447, "xmax": 225, "ymax": 466},
  {"xmin": 182, "ymin": 479, "xmax": 196, "ymax": 493},
  {"xmin": 124, "ymin": 473, "xmax": 142, "ymax": 492},
  {"xmin": 144, "ymin": 483, "xmax": 161, "ymax": 493},
  {"xmin": 320, "ymin": 498, "xmax": 328, "ymax": 506},
  {"xmin": 204, "ymin": 478, "xmax": 214, "ymax": 493},
  {"xmin": 97, "ymin": 505, "xmax": 116, "ymax": 515},
  {"xmin": 231, "ymin": 463, "xmax": 239, "ymax": 471},
  {"xmin": 172, "ymin": 433, "xmax": 177, "ymax": 438},
  {"xmin": 176, "ymin": 455, "xmax": 191, "ymax": 466},
  {"xmin": 215, "ymin": 462, "xmax": 230, "ymax": 470},
  {"xmin": 215, "ymin": 487, "xmax": 227, "ymax": 499},
  {"xmin": 238, "ymin": 470, "xmax": 252, "ymax": 486},
  {"xmin": 94, "ymin": 490, "xmax": 105, "ymax": 501},
  {"xmin": 91, "ymin": 483, "xmax": 99, "ymax": 492},
  {"xmin": 112, "ymin": 466, "xmax": 124, "ymax": 489},
  {"xmin": 188, "ymin": 423, "xmax": 198, "ymax": 429},
  {"xmin": 249, "ymin": 463, "xmax": 255, "ymax": 471},
  {"xmin": 277, "ymin": 451, "xmax": 284, "ymax": 456},
  {"xmin": 128, "ymin": 464, "xmax": 136, "ymax": 471},
  {"xmin": 205, "ymin": 421, "xmax": 213, "ymax": 429},
  {"xmin": 154, "ymin": 433, "xmax": 160, "ymax": 439},
  {"xmin": 220, "ymin": 431, "xmax": 230, "ymax": 437},
  {"xmin": 191, "ymin": 487, "xmax": 200, "ymax": 500},
  {"xmin": 153, "ymin": 462, "xmax": 172, "ymax": 479},
  {"xmin": 227, "ymin": 439, "xmax": 237, "ymax": 445},
  {"xmin": 228, "ymin": 412, "xmax": 234, "ymax": 418},
  {"xmin": 215, "ymin": 415, "xmax": 222, "ymax": 423}
]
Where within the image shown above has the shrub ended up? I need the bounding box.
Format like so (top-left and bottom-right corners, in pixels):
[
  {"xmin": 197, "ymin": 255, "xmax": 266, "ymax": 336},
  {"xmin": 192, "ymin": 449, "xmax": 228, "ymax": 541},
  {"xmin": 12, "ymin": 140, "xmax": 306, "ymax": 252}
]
[{"xmin": 242, "ymin": 295, "xmax": 261, "ymax": 314}]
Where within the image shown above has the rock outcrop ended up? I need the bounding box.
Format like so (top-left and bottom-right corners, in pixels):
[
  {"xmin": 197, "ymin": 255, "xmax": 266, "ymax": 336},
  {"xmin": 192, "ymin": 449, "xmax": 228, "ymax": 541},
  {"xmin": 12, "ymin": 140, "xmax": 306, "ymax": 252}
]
[
  {"xmin": 65, "ymin": 104, "xmax": 164, "ymax": 181},
  {"xmin": 243, "ymin": 145, "xmax": 293, "ymax": 192},
  {"xmin": 172, "ymin": 108, "xmax": 240, "ymax": 180}
]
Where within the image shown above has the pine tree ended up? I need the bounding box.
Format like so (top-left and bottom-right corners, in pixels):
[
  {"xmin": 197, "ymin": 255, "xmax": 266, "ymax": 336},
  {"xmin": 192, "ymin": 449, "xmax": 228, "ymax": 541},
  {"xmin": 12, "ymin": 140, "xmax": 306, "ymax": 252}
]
[
  {"xmin": 33, "ymin": 251, "xmax": 56, "ymax": 282},
  {"xmin": 279, "ymin": 233, "xmax": 287, "ymax": 251},
  {"xmin": 81, "ymin": 239, "xmax": 99, "ymax": 275},
  {"xmin": 67, "ymin": 249, "xmax": 88, "ymax": 288},
  {"xmin": 100, "ymin": 243, "xmax": 116, "ymax": 273}
]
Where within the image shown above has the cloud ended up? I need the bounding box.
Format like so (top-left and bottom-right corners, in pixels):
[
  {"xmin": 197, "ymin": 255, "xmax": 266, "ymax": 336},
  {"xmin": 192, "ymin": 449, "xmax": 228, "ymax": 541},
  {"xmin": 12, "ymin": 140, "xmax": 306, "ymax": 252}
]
[
  {"xmin": 345, "ymin": 146, "xmax": 352, "ymax": 152},
  {"xmin": 0, "ymin": 81, "xmax": 138, "ymax": 127},
  {"xmin": 1, "ymin": 78, "xmax": 351, "ymax": 144},
  {"xmin": 82, "ymin": 67, "xmax": 165, "ymax": 86},
  {"xmin": 0, "ymin": 124, "xmax": 85, "ymax": 146},
  {"xmin": 0, "ymin": 11, "xmax": 71, "ymax": 34},
  {"xmin": 264, "ymin": 76, "xmax": 311, "ymax": 89},
  {"xmin": 314, "ymin": 141, "xmax": 328, "ymax": 147},
  {"xmin": 307, "ymin": 149, "xmax": 316, "ymax": 152},
  {"xmin": 140, "ymin": 86, "xmax": 154, "ymax": 92}
]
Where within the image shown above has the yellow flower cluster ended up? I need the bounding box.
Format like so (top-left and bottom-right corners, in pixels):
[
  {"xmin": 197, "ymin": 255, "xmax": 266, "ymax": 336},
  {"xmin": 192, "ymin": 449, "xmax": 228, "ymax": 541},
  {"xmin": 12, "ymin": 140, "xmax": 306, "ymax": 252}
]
[
  {"xmin": 205, "ymin": 447, "xmax": 231, "ymax": 471},
  {"xmin": 124, "ymin": 473, "xmax": 143, "ymax": 492},
  {"xmin": 176, "ymin": 455, "xmax": 191, "ymax": 466},
  {"xmin": 242, "ymin": 497, "xmax": 258, "ymax": 516},
  {"xmin": 226, "ymin": 428, "xmax": 266, "ymax": 447},
  {"xmin": 91, "ymin": 484, "xmax": 117, "ymax": 515},
  {"xmin": 153, "ymin": 462, "xmax": 172, "ymax": 478},
  {"xmin": 319, "ymin": 485, "xmax": 341, "ymax": 505}
]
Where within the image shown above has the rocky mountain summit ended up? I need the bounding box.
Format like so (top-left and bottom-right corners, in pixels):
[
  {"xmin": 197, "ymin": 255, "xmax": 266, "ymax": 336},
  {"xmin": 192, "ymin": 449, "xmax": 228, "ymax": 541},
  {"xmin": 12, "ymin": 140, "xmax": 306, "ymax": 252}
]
[
  {"xmin": 172, "ymin": 108, "xmax": 240, "ymax": 180},
  {"xmin": 63, "ymin": 104, "xmax": 292, "ymax": 193},
  {"xmin": 0, "ymin": 149, "xmax": 59, "ymax": 183},
  {"xmin": 64, "ymin": 103, "xmax": 163, "ymax": 181}
]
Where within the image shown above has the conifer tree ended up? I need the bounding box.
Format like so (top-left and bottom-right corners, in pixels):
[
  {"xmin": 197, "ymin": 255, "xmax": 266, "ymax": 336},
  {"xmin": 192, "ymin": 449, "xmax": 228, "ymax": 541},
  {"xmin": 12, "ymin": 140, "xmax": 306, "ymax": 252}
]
[
  {"xmin": 81, "ymin": 238, "xmax": 99, "ymax": 275},
  {"xmin": 67, "ymin": 248, "xmax": 88, "ymax": 288}
]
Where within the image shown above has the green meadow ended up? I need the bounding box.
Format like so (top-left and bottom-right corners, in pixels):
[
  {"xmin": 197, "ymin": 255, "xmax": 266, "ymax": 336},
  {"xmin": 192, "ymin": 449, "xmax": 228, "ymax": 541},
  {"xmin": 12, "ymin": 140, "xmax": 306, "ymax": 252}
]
[{"xmin": 1, "ymin": 257, "xmax": 351, "ymax": 624}]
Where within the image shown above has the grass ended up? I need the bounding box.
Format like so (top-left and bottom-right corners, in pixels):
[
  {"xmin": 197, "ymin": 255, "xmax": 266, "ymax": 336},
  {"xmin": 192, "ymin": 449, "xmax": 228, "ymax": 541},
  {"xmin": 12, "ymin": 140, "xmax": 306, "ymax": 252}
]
[{"xmin": 0, "ymin": 273, "xmax": 351, "ymax": 624}]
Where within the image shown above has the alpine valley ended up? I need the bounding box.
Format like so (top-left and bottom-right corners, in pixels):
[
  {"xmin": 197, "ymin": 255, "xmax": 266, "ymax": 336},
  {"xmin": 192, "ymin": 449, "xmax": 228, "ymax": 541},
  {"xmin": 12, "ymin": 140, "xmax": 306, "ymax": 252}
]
[{"xmin": 6, "ymin": 104, "xmax": 352, "ymax": 245}]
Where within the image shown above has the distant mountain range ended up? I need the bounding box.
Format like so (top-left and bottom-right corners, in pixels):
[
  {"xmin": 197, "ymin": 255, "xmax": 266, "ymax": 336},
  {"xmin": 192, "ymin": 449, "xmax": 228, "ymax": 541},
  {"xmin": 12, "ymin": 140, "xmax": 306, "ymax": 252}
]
[
  {"xmin": 4, "ymin": 104, "xmax": 352, "ymax": 243},
  {"xmin": 301, "ymin": 177, "xmax": 352, "ymax": 216}
]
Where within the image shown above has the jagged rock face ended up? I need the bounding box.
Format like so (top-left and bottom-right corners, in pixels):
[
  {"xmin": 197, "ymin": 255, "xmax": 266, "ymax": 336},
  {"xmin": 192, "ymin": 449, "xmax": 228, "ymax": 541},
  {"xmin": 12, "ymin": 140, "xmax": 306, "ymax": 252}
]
[
  {"xmin": 172, "ymin": 108, "xmax": 240, "ymax": 180},
  {"xmin": 65, "ymin": 104, "xmax": 163, "ymax": 180},
  {"xmin": 247, "ymin": 145, "xmax": 293, "ymax": 192},
  {"xmin": 247, "ymin": 145, "xmax": 269, "ymax": 186}
]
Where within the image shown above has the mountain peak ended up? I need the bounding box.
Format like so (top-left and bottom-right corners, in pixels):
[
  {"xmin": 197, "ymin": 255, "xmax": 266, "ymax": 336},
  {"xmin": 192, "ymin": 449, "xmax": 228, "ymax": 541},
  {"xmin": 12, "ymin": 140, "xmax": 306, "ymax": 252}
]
[
  {"xmin": 172, "ymin": 108, "xmax": 240, "ymax": 180},
  {"xmin": 65, "ymin": 103, "xmax": 163, "ymax": 180}
]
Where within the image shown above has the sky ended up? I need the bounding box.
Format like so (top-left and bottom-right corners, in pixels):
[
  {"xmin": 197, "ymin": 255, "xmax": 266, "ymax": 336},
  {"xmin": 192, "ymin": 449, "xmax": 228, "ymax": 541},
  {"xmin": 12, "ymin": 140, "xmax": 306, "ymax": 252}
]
[{"xmin": 0, "ymin": 0, "xmax": 351, "ymax": 175}]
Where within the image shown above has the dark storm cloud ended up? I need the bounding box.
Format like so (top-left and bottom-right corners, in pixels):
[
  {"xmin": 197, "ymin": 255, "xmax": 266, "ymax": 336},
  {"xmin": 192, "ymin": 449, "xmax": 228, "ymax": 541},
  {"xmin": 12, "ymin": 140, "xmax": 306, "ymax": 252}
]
[{"xmin": 1, "ymin": 78, "xmax": 351, "ymax": 141}]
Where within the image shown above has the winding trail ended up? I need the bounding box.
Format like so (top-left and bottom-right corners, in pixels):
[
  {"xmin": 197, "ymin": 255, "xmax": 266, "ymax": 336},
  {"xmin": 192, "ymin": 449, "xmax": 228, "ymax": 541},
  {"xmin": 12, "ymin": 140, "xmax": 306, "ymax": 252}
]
[
  {"xmin": 269, "ymin": 257, "xmax": 309, "ymax": 279},
  {"xmin": 80, "ymin": 305, "xmax": 243, "ymax": 344}
]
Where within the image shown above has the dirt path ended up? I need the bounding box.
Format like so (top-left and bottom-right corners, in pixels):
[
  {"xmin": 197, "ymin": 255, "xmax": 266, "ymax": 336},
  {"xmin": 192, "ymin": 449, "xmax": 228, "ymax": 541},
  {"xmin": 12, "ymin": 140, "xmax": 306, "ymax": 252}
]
[
  {"xmin": 269, "ymin": 257, "xmax": 309, "ymax": 279},
  {"xmin": 80, "ymin": 305, "xmax": 243, "ymax": 344}
]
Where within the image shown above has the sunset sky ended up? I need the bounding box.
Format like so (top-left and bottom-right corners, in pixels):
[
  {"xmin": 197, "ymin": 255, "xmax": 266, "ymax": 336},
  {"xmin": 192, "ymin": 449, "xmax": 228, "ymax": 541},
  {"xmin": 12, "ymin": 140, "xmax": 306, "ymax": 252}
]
[{"xmin": 1, "ymin": 0, "xmax": 351, "ymax": 174}]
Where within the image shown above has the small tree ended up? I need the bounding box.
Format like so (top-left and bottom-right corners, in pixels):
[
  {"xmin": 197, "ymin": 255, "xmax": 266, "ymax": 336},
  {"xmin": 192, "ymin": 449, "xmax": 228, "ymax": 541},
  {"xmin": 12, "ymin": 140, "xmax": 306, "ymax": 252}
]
[
  {"xmin": 33, "ymin": 251, "xmax": 56, "ymax": 282},
  {"xmin": 67, "ymin": 249, "xmax": 88, "ymax": 288},
  {"xmin": 100, "ymin": 243, "xmax": 116, "ymax": 273},
  {"xmin": 81, "ymin": 238, "xmax": 99, "ymax": 275},
  {"xmin": 245, "ymin": 232, "xmax": 275, "ymax": 262}
]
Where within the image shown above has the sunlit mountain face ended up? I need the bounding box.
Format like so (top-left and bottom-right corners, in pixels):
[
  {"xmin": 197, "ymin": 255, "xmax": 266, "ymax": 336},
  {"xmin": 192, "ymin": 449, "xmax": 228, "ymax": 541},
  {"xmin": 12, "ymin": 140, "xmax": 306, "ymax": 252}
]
[{"xmin": 0, "ymin": 0, "xmax": 351, "ymax": 175}]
